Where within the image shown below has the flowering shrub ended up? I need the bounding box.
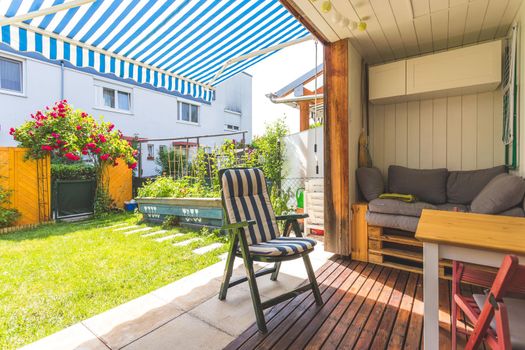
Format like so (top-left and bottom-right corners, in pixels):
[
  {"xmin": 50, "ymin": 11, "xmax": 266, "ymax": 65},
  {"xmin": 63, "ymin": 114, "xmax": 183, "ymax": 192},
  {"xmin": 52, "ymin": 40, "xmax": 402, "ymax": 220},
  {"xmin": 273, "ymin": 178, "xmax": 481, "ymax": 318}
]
[{"xmin": 10, "ymin": 100, "xmax": 137, "ymax": 170}]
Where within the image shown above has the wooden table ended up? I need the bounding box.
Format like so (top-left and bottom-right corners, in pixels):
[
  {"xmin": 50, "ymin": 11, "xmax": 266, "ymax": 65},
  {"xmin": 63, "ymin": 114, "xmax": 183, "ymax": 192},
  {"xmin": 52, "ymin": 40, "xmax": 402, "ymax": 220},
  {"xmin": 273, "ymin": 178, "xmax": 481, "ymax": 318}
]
[{"xmin": 415, "ymin": 209, "xmax": 525, "ymax": 350}]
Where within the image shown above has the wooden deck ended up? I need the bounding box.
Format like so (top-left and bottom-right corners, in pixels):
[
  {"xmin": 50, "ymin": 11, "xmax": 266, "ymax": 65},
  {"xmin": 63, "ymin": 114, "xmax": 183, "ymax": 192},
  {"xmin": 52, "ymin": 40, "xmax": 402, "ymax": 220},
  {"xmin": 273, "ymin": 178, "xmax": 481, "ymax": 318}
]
[{"xmin": 226, "ymin": 257, "xmax": 483, "ymax": 350}]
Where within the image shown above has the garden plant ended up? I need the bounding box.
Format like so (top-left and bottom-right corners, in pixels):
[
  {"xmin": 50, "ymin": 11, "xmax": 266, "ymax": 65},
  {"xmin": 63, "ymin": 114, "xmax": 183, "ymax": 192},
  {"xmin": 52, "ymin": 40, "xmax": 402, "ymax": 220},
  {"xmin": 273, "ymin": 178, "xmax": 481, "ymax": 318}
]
[{"xmin": 10, "ymin": 101, "xmax": 137, "ymax": 215}]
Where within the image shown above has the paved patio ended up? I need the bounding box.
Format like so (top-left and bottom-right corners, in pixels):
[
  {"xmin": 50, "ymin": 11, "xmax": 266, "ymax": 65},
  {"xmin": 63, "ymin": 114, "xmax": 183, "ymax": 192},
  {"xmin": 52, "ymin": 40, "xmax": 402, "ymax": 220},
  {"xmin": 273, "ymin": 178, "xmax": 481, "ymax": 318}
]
[{"xmin": 21, "ymin": 242, "xmax": 333, "ymax": 350}]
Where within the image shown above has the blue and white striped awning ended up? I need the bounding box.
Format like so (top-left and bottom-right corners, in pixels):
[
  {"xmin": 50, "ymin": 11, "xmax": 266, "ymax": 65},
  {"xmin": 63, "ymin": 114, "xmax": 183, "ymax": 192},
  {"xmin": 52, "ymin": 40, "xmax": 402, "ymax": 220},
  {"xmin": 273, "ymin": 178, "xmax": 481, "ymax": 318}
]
[{"xmin": 0, "ymin": 0, "xmax": 310, "ymax": 102}]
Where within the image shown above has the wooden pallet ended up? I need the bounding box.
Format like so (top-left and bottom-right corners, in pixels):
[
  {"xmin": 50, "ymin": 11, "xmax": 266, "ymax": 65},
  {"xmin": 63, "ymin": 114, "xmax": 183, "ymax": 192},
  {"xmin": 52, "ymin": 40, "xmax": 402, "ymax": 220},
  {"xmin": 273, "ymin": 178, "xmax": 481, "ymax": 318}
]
[{"xmin": 368, "ymin": 225, "xmax": 453, "ymax": 280}]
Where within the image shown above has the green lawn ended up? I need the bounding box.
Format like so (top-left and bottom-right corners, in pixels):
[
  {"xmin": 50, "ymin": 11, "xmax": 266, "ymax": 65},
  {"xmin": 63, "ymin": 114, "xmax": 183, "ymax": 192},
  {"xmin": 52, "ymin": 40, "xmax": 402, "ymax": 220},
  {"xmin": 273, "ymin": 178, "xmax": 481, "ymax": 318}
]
[{"xmin": 0, "ymin": 213, "xmax": 228, "ymax": 349}]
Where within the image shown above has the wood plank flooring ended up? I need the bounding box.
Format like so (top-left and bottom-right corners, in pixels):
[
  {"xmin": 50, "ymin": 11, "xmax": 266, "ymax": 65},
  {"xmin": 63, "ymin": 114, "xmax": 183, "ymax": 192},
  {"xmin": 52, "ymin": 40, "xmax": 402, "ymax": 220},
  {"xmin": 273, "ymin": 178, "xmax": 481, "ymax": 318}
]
[{"xmin": 225, "ymin": 257, "xmax": 481, "ymax": 350}]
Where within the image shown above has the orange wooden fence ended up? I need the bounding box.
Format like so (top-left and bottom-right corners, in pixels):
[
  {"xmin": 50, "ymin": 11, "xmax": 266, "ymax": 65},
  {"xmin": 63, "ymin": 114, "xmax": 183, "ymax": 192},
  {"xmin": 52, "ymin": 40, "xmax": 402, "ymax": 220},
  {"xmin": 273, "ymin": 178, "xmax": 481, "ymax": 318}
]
[
  {"xmin": 0, "ymin": 147, "xmax": 51, "ymax": 226},
  {"xmin": 105, "ymin": 161, "xmax": 133, "ymax": 208}
]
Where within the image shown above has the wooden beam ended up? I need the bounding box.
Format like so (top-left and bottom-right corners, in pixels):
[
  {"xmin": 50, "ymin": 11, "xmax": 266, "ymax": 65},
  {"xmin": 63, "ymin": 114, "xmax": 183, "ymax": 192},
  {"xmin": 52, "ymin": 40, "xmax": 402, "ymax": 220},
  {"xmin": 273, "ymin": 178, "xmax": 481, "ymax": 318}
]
[
  {"xmin": 324, "ymin": 39, "xmax": 350, "ymax": 255},
  {"xmin": 299, "ymin": 101, "xmax": 310, "ymax": 131},
  {"xmin": 279, "ymin": 0, "xmax": 330, "ymax": 45}
]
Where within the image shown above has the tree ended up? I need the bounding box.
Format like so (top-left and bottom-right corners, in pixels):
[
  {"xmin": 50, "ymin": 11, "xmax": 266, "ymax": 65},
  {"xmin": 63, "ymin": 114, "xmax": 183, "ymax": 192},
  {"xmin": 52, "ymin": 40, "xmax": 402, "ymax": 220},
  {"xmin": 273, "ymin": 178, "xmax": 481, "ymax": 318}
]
[{"xmin": 10, "ymin": 100, "xmax": 137, "ymax": 213}]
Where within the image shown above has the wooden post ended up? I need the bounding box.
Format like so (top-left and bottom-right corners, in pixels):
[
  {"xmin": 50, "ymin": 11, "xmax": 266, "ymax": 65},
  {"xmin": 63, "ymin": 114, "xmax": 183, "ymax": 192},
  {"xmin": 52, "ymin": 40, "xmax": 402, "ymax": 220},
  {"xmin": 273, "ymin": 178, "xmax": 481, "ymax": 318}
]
[
  {"xmin": 323, "ymin": 39, "xmax": 350, "ymax": 255},
  {"xmin": 299, "ymin": 101, "xmax": 310, "ymax": 131}
]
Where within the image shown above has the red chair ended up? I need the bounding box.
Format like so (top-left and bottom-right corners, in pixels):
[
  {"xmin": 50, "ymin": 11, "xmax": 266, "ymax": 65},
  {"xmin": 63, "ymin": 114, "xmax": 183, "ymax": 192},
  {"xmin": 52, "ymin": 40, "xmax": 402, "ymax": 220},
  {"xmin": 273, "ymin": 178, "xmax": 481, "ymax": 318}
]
[{"xmin": 451, "ymin": 255, "xmax": 525, "ymax": 350}]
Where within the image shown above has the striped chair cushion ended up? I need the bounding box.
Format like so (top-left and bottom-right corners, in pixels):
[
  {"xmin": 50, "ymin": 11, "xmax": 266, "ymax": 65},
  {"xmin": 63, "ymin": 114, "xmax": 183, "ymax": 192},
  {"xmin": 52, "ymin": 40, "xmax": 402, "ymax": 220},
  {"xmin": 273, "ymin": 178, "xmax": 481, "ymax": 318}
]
[
  {"xmin": 221, "ymin": 168, "xmax": 279, "ymax": 245},
  {"xmin": 246, "ymin": 237, "xmax": 317, "ymax": 257}
]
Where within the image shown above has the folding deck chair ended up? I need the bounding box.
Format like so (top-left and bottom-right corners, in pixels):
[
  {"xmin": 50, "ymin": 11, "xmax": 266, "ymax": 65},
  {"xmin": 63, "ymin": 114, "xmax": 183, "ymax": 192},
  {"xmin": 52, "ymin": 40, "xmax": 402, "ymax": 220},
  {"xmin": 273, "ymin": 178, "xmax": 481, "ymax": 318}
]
[
  {"xmin": 218, "ymin": 167, "xmax": 323, "ymax": 333},
  {"xmin": 452, "ymin": 255, "xmax": 525, "ymax": 350}
]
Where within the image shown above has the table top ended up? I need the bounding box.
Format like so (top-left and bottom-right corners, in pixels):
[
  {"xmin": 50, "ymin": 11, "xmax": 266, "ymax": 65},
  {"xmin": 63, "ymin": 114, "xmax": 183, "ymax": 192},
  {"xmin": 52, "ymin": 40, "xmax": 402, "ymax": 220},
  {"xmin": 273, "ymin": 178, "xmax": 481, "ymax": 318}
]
[{"xmin": 415, "ymin": 209, "xmax": 525, "ymax": 255}]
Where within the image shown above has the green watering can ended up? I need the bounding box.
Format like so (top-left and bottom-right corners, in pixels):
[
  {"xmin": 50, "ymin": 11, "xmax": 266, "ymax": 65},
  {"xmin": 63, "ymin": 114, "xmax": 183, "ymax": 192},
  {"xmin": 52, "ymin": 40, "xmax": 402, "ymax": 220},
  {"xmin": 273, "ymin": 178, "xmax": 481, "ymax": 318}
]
[{"xmin": 296, "ymin": 188, "xmax": 305, "ymax": 209}]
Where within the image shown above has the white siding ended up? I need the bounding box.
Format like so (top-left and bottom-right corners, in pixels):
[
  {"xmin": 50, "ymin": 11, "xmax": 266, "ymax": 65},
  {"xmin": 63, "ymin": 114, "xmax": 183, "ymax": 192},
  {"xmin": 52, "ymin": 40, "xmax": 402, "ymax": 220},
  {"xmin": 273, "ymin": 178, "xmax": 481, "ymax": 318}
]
[
  {"xmin": 0, "ymin": 50, "xmax": 252, "ymax": 176},
  {"xmin": 369, "ymin": 91, "xmax": 505, "ymax": 177}
]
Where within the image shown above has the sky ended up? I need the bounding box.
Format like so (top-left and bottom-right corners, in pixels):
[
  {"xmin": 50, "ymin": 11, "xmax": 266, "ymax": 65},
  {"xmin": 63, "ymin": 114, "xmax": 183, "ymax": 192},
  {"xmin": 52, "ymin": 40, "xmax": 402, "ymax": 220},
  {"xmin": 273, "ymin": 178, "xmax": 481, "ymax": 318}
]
[{"xmin": 245, "ymin": 40, "xmax": 324, "ymax": 136}]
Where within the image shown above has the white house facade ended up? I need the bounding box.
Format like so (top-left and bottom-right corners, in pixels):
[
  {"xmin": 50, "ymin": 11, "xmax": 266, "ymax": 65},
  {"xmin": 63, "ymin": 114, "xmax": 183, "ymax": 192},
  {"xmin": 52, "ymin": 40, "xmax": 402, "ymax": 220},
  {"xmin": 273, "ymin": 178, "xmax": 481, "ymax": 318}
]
[{"xmin": 0, "ymin": 46, "xmax": 252, "ymax": 176}]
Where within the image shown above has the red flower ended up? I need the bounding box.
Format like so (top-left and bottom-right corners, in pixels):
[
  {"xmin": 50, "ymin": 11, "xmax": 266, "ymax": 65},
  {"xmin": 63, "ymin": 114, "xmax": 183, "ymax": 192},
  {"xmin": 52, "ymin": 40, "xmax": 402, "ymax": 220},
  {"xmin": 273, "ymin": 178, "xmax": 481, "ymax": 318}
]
[
  {"xmin": 51, "ymin": 132, "xmax": 60, "ymax": 139},
  {"xmin": 82, "ymin": 150, "xmax": 88, "ymax": 155},
  {"xmin": 98, "ymin": 134, "xmax": 106, "ymax": 143},
  {"xmin": 100, "ymin": 153, "xmax": 110, "ymax": 161},
  {"xmin": 76, "ymin": 125, "xmax": 82, "ymax": 130},
  {"xmin": 128, "ymin": 162, "xmax": 137, "ymax": 169},
  {"xmin": 87, "ymin": 143, "xmax": 96, "ymax": 149},
  {"xmin": 81, "ymin": 112, "xmax": 88, "ymax": 118},
  {"xmin": 94, "ymin": 147, "xmax": 101, "ymax": 154},
  {"xmin": 113, "ymin": 161, "xmax": 119, "ymax": 166},
  {"xmin": 64, "ymin": 152, "xmax": 80, "ymax": 161},
  {"xmin": 41, "ymin": 145, "xmax": 53, "ymax": 151},
  {"xmin": 9, "ymin": 127, "xmax": 15, "ymax": 135},
  {"xmin": 107, "ymin": 123, "xmax": 115, "ymax": 132}
]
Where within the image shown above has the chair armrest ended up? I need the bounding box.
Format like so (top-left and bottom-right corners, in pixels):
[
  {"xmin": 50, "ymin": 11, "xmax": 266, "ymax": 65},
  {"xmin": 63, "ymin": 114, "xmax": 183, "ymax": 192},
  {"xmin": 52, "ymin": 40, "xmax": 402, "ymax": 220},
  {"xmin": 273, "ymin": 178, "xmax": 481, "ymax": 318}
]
[
  {"xmin": 275, "ymin": 213, "xmax": 309, "ymax": 221},
  {"xmin": 221, "ymin": 220, "xmax": 256, "ymax": 231}
]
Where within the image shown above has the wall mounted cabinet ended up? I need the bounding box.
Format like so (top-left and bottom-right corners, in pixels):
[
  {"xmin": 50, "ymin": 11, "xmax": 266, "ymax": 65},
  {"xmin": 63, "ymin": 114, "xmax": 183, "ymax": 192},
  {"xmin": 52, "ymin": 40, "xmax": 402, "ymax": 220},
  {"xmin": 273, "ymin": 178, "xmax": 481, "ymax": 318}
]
[{"xmin": 369, "ymin": 40, "xmax": 502, "ymax": 104}]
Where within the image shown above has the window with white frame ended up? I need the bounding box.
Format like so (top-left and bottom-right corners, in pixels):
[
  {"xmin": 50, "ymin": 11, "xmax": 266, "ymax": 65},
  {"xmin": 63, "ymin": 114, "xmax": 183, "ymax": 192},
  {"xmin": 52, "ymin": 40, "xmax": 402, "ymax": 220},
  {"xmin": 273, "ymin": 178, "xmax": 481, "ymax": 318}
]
[
  {"xmin": 178, "ymin": 101, "xmax": 199, "ymax": 124},
  {"xmin": 147, "ymin": 144, "xmax": 154, "ymax": 160},
  {"xmin": 0, "ymin": 56, "xmax": 23, "ymax": 93},
  {"xmin": 95, "ymin": 81, "xmax": 132, "ymax": 112}
]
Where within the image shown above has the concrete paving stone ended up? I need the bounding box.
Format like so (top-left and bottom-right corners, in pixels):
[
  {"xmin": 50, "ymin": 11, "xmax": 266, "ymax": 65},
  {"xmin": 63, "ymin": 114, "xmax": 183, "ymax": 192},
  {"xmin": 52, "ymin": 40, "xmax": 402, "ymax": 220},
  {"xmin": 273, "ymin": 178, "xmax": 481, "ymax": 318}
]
[
  {"xmin": 155, "ymin": 233, "xmax": 185, "ymax": 242},
  {"xmin": 122, "ymin": 313, "xmax": 233, "ymax": 350},
  {"xmin": 173, "ymin": 237, "xmax": 201, "ymax": 247},
  {"xmin": 20, "ymin": 323, "xmax": 107, "ymax": 350},
  {"xmin": 192, "ymin": 243, "xmax": 223, "ymax": 255},
  {"xmin": 124, "ymin": 227, "xmax": 153, "ymax": 235},
  {"xmin": 82, "ymin": 293, "xmax": 184, "ymax": 349},
  {"xmin": 141, "ymin": 230, "xmax": 167, "ymax": 237},
  {"xmin": 113, "ymin": 225, "xmax": 139, "ymax": 231}
]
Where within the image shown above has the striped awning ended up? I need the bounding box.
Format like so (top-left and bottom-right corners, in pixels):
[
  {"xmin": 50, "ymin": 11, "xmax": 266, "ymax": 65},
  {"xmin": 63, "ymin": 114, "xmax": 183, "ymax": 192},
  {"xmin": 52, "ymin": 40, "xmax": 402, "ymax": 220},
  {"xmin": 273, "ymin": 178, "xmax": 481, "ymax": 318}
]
[{"xmin": 0, "ymin": 1, "xmax": 309, "ymax": 102}]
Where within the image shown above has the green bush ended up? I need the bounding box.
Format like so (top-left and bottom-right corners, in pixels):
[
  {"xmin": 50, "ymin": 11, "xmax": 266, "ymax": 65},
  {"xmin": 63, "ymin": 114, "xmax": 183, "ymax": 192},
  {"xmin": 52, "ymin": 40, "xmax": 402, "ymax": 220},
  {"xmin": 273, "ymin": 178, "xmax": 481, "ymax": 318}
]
[
  {"xmin": 137, "ymin": 176, "xmax": 220, "ymax": 198},
  {"xmin": 51, "ymin": 163, "xmax": 96, "ymax": 181},
  {"xmin": 0, "ymin": 186, "xmax": 20, "ymax": 228}
]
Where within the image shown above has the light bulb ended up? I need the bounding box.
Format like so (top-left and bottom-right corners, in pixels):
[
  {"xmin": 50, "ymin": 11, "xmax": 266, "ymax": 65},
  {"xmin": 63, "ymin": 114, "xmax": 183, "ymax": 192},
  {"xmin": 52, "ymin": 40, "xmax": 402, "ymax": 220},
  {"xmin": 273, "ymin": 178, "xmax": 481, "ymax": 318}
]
[{"xmin": 321, "ymin": 1, "xmax": 332, "ymax": 13}]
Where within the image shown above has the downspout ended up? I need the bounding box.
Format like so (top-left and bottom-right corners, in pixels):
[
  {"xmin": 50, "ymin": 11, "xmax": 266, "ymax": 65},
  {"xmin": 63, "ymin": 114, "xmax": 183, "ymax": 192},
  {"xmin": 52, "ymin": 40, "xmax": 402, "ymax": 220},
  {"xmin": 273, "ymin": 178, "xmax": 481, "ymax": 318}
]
[{"xmin": 60, "ymin": 60, "xmax": 65, "ymax": 100}]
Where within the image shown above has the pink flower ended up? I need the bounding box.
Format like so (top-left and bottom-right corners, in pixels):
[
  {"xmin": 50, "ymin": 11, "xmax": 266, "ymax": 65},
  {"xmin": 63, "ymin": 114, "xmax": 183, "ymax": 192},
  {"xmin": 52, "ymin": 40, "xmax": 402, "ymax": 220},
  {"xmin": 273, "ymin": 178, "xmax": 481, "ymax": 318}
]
[
  {"xmin": 107, "ymin": 123, "xmax": 115, "ymax": 132},
  {"xmin": 9, "ymin": 127, "xmax": 15, "ymax": 135},
  {"xmin": 98, "ymin": 134, "xmax": 106, "ymax": 143},
  {"xmin": 76, "ymin": 125, "xmax": 82, "ymax": 130},
  {"xmin": 41, "ymin": 145, "xmax": 53, "ymax": 151},
  {"xmin": 51, "ymin": 132, "xmax": 60, "ymax": 139},
  {"xmin": 94, "ymin": 147, "xmax": 101, "ymax": 154},
  {"xmin": 86, "ymin": 143, "xmax": 96, "ymax": 149},
  {"xmin": 81, "ymin": 112, "xmax": 88, "ymax": 118},
  {"xmin": 100, "ymin": 153, "xmax": 110, "ymax": 161},
  {"xmin": 128, "ymin": 162, "xmax": 137, "ymax": 169},
  {"xmin": 64, "ymin": 152, "xmax": 80, "ymax": 161}
]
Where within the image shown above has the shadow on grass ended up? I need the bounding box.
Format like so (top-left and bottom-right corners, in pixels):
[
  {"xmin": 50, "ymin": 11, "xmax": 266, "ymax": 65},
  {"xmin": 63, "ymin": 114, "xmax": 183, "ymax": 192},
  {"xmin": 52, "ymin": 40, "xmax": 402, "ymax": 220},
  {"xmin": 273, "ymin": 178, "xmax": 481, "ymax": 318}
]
[{"xmin": 0, "ymin": 213, "xmax": 136, "ymax": 242}]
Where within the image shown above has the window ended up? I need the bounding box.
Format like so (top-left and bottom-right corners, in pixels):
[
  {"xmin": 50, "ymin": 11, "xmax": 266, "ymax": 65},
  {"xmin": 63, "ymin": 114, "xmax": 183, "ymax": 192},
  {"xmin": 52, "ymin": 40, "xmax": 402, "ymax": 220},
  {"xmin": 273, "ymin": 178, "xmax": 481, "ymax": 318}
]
[
  {"xmin": 178, "ymin": 101, "xmax": 199, "ymax": 124},
  {"xmin": 225, "ymin": 124, "xmax": 240, "ymax": 131},
  {"xmin": 0, "ymin": 56, "xmax": 23, "ymax": 93},
  {"xmin": 97, "ymin": 84, "xmax": 132, "ymax": 112},
  {"xmin": 147, "ymin": 144, "xmax": 154, "ymax": 160},
  {"xmin": 159, "ymin": 145, "xmax": 167, "ymax": 154}
]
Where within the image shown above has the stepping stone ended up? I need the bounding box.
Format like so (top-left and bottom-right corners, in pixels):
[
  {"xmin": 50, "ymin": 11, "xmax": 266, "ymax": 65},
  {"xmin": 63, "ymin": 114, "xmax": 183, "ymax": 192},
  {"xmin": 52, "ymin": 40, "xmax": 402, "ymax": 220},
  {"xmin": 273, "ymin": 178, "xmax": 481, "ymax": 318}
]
[
  {"xmin": 123, "ymin": 227, "xmax": 153, "ymax": 235},
  {"xmin": 113, "ymin": 225, "xmax": 139, "ymax": 231},
  {"xmin": 107, "ymin": 223, "xmax": 128, "ymax": 228},
  {"xmin": 142, "ymin": 230, "xmax": 167, "ymax": 237},
  {"xmin": 173, "ymin": 238, "xmax": 201, "ymax": 247},
  {"xmin": 193, "ymin": 243, "xmax": 224, "ymax": 255},
  {"xmin": 155, "ymin": 233, "xmax": 185, "ymax": 242}
]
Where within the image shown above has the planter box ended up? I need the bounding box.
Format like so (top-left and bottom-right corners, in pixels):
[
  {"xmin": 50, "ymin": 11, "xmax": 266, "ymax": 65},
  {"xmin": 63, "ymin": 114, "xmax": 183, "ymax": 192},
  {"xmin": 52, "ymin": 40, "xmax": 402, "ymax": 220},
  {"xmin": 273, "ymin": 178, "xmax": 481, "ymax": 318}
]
[{"xmin": 136, "ymin": 197, "xmax": 224, "ymax": 229}]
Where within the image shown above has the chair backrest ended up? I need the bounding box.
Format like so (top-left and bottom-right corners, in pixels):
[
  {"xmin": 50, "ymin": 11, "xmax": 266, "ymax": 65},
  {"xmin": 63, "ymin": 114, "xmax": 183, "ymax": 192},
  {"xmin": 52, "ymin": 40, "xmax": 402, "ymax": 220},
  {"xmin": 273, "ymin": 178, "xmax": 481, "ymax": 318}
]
[{"xmin": 220, "ymin": 168, "xmax": 279, "ymax": 245}]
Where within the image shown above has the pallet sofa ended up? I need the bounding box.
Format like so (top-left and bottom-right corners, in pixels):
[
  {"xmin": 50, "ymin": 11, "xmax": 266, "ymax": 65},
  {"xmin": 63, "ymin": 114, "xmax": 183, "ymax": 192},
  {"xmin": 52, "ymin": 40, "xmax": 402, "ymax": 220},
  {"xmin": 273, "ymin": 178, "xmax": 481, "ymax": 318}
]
[{"xmin": 352, "ymin": 165, "xmax": 525, "ymax": 277}]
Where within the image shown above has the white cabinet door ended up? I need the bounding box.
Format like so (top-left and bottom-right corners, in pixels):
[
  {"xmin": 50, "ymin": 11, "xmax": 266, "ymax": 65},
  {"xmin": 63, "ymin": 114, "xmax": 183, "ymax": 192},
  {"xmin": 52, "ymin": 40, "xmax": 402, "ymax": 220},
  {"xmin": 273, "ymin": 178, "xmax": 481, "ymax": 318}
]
[
  {"xmin": 406, "ymin": 40, "xmax": 501, "ymax": 96},
  {"xmin": 369, "ymin": 60, "xmax": 406, "ymax": 103}
]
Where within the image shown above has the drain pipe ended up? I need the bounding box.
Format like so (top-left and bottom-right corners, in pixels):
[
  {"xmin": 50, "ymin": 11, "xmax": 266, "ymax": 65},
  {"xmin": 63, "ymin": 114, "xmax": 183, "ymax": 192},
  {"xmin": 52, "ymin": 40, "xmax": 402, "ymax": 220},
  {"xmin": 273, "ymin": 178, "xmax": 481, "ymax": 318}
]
[{"xmin": 60, "ymin": 60, "xmax": 65, "ymax": 100}]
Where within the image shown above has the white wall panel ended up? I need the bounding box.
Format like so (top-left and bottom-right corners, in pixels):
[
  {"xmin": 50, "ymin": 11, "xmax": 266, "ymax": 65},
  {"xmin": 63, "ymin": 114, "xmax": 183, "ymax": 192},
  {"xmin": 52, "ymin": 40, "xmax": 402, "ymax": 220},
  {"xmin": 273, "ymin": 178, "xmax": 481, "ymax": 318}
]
[{"xmin": 369, "ymin": 91, "xmax": 504, "ymax": 175}]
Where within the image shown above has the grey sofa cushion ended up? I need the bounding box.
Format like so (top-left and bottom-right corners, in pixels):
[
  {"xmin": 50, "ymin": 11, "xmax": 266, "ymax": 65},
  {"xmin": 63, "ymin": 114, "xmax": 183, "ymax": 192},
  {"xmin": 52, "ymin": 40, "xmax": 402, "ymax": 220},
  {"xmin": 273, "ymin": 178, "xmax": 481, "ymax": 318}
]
[
  {"xmin": 356, "ymin": 167, "xmax": 384, "ymax": 202},
  {"xmin": 368, "ymin": 198, "xmax": 436, "ymax": 217},
  {"xmin": 498, "ymin": 207, "xmax": 525, "ymax": 217},
  {"xmin": 388, "ymin": 166, "xmax": 448, "ymax": 204},
  {"xmin": 447, "ymin": 166, "xmax": 507, "ymax": 204},
  {"xmin": 435, "ymin": 203, "xmax": 469, "ymax": 212},
  {"xmin": 365, "ymin": 211, "xmax": 419, "ymax": 232},
  {"xmin": 471, "ymin": 174, "xmax": 525, "ymax": 214}
]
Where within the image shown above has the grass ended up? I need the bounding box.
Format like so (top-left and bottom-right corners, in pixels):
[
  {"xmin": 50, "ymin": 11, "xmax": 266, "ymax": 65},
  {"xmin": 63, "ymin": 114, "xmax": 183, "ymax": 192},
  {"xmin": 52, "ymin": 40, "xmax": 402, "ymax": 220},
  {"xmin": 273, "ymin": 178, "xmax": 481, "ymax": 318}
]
[{"xmin": 0, "ymin": 213, "xmax": 228, "ymax": 349}]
